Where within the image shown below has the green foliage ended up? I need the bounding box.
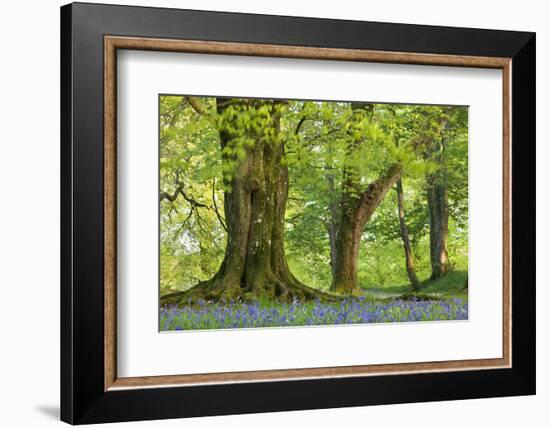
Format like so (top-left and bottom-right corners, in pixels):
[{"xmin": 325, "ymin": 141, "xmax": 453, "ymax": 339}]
[{"xmin": 159, "ymin": 96, "xmax": 468, "ymax": 295}]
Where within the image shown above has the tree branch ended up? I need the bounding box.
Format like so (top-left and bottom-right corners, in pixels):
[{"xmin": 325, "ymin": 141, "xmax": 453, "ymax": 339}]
[
  {"xmin": 357, "ymin": 163, "xmax": 402, "ymax": 222},
  {"xmin": 211, "ymin": 178, "xmax": 227, "ymax": 232},
  {"xmin": 294, "ymin": 116, "xmax": 307, "ymax": 135},
  {"xmin": 160, "ymin": 186, "xmax": 208, "ymax": 208},
  {"xmin": 185, "ymin": 96, "xmax": 207, "ymax": 115},
  {"xmin": 184, "ymin": 96, "xmax": 219, "ymax": 128}
]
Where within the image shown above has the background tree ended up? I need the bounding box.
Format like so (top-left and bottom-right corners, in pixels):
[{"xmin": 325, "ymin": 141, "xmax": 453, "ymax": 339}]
[
  {"xmin": 396, "ymin": 178, "xmax": 420, "ymax": 291},
  {"xmin": 159, "ymin": 96, "xmax": 225, "ymax": 292},
  {"xmin": 420, "ymin": 107, "xmax": 468, "ymax": 279}
]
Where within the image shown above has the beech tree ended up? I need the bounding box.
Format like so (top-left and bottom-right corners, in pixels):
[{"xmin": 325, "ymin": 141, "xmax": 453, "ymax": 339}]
[
  {"xmin": 162, "ymin": 97, "xmax": 330, "ymax": 304},
  {"xmin": 289, "ymin": 103, "xmax": 405, "ymax": 294},
  {"xmin": 328, "ymin": 104, "xmax": 433, "ymax": 294},
  {"xmin": 330, "ymin": 161, "xmax": 402, "ymax": 294}
]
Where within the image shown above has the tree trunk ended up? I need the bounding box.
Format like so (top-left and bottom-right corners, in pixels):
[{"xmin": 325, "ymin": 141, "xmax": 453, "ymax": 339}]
[
  {"xmin": 326, "ymin": 174, "xmax": 339, "ymax": 277},
  {"xmin": 330, "ymin": 163, "xmax": 402, "ymax": 294},
  {"xmin": 162, "ymin": 100, "xmax": 332, "ymax": 305},
  {"xmin": 427, "ymin": 175, "xmax": 450, "ymax": 279},
  {"xmin": 396, "ymin": 179, "xmax": 420, "ymax": 291},
  {"xmin": 423, "ymin": 116, "xmax": 451, "ymax": 280}
]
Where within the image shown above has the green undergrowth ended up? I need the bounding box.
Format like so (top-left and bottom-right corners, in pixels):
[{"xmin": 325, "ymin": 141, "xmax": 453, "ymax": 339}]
[{"xmin": 361, "ymin": 270, "xmax": 468, "ymax": 302}]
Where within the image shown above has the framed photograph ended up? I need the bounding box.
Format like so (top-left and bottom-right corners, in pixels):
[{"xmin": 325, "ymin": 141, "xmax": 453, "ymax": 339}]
[{"xmin": 60, "ymin": 2, "xmax": 535, "ymax": 424}]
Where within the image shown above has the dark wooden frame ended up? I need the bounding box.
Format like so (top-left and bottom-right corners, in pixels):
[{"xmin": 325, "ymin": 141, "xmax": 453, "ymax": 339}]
[{"xmin": 61, "ymin": 2, "xmax": 536, "ymax": 424}]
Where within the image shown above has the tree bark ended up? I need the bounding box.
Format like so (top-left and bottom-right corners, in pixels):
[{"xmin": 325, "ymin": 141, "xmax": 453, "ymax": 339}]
[
  {"xmin": 162, "ymin": 99, "xmax": 332, "ymax": 305},
  {"xmin": 427, "ymin": 174, "xmax": 450, "ymax": 279},
  {"xmin": 425, "ymin": 118, "xmax": 451, "ymax": 280},
  {"xmin": 396, "ymin": 179, "xmax": 420, "ymax": 291},
  {"xmin": 418, "ymin": 113, "xmax": 452, "ymax": 281},
  {"xmin": 330, "ymin": 163, "xmax": 402, "ymax": 294},
  {"xmin": 326, "ymin": 174, "xmax": 340, "ymax": 277}
]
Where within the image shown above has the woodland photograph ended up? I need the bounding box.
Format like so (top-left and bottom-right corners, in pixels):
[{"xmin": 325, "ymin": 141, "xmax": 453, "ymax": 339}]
[{"xmin": 159, "ymin": 95, "xmax": 469, "ymax": 331}]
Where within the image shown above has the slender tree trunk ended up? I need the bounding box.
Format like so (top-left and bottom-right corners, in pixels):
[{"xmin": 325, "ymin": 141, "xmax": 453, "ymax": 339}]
[
  {"xmin": 427, "ymin": 175, "xmax": 450, "ymax": 279},
  {"xmin": 162, "ymin": 99, "xmax": 331, "ymax": 305},
  {"xmin": 330, "ymin": 164, "xmax": 402, "ymax": 294},
  {"xmin": 396, "ymin": 179, "xmax": 420, "ymax": 291}
]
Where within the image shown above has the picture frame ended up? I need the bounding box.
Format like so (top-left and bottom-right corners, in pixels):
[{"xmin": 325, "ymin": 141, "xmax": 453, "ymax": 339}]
[{"xmin": 60, "ymin": 2, "xmax": 535, "ymax": 424}]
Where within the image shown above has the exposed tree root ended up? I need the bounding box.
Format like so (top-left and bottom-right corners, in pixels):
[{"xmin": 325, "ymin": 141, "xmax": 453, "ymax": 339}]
[{"xmin": 160, "ymin": 275, "xmax": 338, "ymax": 307}]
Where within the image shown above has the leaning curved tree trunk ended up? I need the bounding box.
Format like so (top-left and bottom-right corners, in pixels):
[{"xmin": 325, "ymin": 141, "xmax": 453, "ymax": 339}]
[
  {"xmin": 162, "ymin": 99, "xmax": 331, "ymax": 305},
  {"xmin": 330, "ymin": 163, "xmax": 402, "ymax": 294},
  {"xmin": 396, "ymin": 179, "xmax": 420, "ymax": 291}
]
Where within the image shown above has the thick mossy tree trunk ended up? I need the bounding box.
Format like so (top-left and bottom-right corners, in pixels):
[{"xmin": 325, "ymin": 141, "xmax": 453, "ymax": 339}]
[
  {"xmin": 330, "ymin": 163, "xmax": 402, "ymax": 294},
  {"xmin": 162, "ymin": 99, "xmax": 331, "ymax": 305},
  {"xmin": 427, "ymin": 174, "xmax": 450, "ymax": 279},
  {"xmin": 396, "ymin": 179, "xmax": 420, "ymax": 291}
]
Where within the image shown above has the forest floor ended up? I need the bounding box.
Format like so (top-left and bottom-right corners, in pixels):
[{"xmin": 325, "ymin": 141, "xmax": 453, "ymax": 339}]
[{"xmin": 160, "ymin": 271, "xmax": 468, "ymax": 331}]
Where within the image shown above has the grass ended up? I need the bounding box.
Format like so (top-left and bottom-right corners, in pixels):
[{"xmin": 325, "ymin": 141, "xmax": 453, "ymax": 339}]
[
  {"xmin": 363, "ymin": 270, "xmax": 468, "ymax": 300},
  {"xmin": 421, "ymin": 270, "xmax": 468, "ymax": 294}
]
